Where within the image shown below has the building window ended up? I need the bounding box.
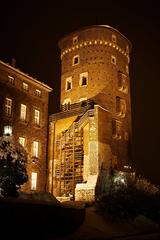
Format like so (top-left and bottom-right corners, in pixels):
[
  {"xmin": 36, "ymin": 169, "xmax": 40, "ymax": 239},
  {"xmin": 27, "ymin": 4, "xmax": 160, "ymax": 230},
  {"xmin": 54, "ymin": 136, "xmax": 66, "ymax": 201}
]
[
  {"xmin": 73, "ymin": 36, "xmax": 78, "ymax": 45},
  {"xmin": 22, "ymin": 82, "xmax": 28, "ymax": 91},
  {"xmin": 4, "ymin": 125, "xmax": 12, "ymax": 136},
  {"xmin": 32, "ymin": 141, "xmax": 39, "ymax": 158},
  {"xmin": 72, "ymin": 55, "xmax": 79, "ymax": 66},
  {"xmin": 19, "ymin": 137, "xmax": 25, "ymax": 147},
  {"xmin": 5, "ymin": 97, "xmax": 12, "ymax": 117},
  {"xmin": 80, "ymin": 72, "xmax": 88, "ymax": 86},
  {"xmin": 116, "ymin": 97, "xmax": 126, "ymax": 118},
  {"xmin": 34, "ymin": 109, "xmax": 40, "ymax": 125},
  {"xmin": 20, "ymin": 104, "xmax": 27, "ymax": 121},
  {"xmin": 35, "ymin": 89, "xmax": 41, "ymax": 97},
  {"xmin": 8, "ymin": 75, "xmax": 15, "ymax": 85},
  {"xmin": 31, "ymin": 172, "xmax": 37, "ymax": 191},
  {"xmin": 111, "ymin": 56, "xmax": 116, "ymax": 65},
  {"xmin": 118, "ymin": 72, "xmax": 128, "ymax": 93},
  {"xmin": 112, "ymin": 34, "xmax": 117, "ymax": 43},
  {"xmin": 112, "ymin": 119, "xmax": 122, "ymax": 139},
  {"xmin": 65, "ymin": 77, "xmax": 72, "ymax": 91}
]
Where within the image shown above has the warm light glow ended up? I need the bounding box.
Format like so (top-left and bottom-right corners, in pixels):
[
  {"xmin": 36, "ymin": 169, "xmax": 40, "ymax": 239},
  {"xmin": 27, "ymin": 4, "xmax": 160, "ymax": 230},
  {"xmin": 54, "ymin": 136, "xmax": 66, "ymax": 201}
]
[
  {"xmin": 31, "ymin": 172, "xmax": 37, "ymax": 190},
  {"xmin": 4, "ymin": 125, "xmax": 12, "ymax": 136}
]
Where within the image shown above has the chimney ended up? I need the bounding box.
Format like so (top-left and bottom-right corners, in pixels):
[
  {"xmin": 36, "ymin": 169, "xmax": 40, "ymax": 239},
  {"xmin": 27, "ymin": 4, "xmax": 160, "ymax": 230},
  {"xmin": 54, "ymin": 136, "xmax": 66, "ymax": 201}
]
[{"xmin": 11, "ymin": 58, "xmax": 16, "ymax": 68}]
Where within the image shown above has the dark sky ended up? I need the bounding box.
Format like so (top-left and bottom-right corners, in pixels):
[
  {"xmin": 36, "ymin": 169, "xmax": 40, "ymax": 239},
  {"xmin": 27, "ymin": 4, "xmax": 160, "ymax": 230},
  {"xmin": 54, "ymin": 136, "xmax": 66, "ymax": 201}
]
[{"xmin": 0, "ymin": 1, "xmax": 160, "ymax": 184}]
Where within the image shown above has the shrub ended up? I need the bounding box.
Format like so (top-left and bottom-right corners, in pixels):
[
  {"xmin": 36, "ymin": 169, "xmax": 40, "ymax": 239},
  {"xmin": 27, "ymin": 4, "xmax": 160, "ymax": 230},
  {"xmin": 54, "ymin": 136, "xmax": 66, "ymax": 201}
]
[
  {"xmin": 96, "ymin": 170, "xmax": 160, "ymax": 223},
  {"xmin": 0, "ymin": 136, "xmax": 28, "ymax": 197}
]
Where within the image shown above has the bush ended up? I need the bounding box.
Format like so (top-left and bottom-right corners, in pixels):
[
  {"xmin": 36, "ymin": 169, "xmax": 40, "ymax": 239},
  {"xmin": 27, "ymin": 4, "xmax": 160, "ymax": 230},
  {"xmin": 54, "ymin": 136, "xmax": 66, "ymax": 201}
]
[
  {"xmin": 96, "ymin": 171, "xmax": 160, "ymax": 223},
  {"xmin": 0, "ymin": 136, "xmax": 28, "ymax": 197}
]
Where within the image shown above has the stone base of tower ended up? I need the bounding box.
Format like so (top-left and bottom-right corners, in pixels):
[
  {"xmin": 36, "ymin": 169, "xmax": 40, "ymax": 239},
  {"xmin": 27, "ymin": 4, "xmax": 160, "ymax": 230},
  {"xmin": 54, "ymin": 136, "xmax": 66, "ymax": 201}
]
[{"xmin": 75, "ymin": 174, "xmax": 98, "ymax": 202}]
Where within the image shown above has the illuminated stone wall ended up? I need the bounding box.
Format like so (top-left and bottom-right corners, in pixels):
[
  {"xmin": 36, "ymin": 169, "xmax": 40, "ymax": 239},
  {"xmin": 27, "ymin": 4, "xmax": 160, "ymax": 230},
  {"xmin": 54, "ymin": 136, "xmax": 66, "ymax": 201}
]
[
  {"xmin": 0, "ymin": 61, "xmax": 52, "ymax": 192},
  {"xmin": 49, "ymin": 25, "xmax": 132, "ymax": 201}
]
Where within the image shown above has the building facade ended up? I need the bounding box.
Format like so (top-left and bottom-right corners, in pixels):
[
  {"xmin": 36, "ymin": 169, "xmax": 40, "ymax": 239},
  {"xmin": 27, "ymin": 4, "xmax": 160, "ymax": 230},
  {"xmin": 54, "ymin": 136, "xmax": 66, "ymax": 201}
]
[
  {"xmin": 0, "ymin": 60, "xmax": 52, "ymax": 192},
  {"xmin": 48, "ymin": 25, "xmax": 133, "ymax": 201}
]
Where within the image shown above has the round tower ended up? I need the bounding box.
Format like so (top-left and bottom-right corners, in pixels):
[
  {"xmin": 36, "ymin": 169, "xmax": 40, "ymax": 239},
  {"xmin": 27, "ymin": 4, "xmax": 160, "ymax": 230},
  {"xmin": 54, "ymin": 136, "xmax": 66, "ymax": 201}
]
[{"xmin": 58, "ymin": 25, "xmax": 132, "ymax": 114}]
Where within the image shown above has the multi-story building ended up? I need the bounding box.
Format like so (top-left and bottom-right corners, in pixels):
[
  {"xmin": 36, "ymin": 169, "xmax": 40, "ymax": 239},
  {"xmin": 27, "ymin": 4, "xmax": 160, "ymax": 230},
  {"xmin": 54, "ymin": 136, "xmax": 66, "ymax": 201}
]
[
  {"xmin": 0, "ymin": 60, "xmax": 52, "ymax": 192},
  {"xmin": 48, "ymin": 25, "xmax": 133, "ymax": 201}
]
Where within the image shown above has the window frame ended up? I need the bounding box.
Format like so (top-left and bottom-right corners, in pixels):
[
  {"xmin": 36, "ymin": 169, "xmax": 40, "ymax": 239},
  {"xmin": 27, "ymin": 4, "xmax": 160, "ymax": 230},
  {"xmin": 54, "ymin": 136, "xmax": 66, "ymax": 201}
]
[
  {"xmin": 31, "ymin": 172, "xmax": 37, "ymax": 191},
  {"xmin": 19, "ymin": 137, "xmax": 25, "ymax": 147},
  {"xmin": 65, "ymin": 77, "xmax": 72, "ymax": 91},
  {"xmin": 20, "ymin": 104, "xmax": 27, "ymax": 121},
  {"xmin": 72, "ymin": 55, "xmax": 80, "ymax": 66},
  {"xmin": 79, "ymin": 72, "xmax": 88, "ymax": 87},
  {"xmin": 5, "ymin": 97, "xmax": 12, "ymax": 117},
  {"xmin": 22, "ymin": 82, "xmax": 29, "ymax": 91},
  {"xmin": 34, "ymin": 109, "xmax": 40, "ymax": 126},
  {"xmin": 32, "ymin": 141, "xmax": 39, "ymax": 158}
]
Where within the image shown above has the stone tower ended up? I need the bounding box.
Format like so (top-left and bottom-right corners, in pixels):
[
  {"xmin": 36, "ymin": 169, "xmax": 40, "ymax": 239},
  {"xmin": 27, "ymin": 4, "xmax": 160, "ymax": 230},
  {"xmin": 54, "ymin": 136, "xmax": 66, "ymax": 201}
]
[{"xmin": 48, "ymin": 25, "xmax": 132, "ymax": 201}]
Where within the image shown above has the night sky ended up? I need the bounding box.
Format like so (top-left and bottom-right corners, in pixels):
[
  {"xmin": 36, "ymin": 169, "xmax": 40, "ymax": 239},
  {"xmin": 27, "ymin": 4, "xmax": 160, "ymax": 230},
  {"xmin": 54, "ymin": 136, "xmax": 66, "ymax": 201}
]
[{"xmin": 0, "ymin": 2, "xmax": 160, "ymax": 184}]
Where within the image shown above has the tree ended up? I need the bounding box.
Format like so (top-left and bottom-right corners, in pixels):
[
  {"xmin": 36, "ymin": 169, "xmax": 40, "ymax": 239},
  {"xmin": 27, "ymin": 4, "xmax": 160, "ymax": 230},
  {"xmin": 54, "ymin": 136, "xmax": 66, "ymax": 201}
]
[{"xmin": 0, "ymin": 136, "xmax": 28, "ymax": 197}]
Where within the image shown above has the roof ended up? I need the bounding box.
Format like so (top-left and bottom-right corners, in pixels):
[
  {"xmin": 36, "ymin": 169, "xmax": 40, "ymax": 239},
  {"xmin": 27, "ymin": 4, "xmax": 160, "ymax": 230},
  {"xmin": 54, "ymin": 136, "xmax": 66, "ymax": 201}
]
[
  {"xmin": 0, "ymin": 60, "xmax": 53, "ymax": 92},
  {"xmin": 58, "ymin": 25, "xmax": 132, "ymax": 50}
]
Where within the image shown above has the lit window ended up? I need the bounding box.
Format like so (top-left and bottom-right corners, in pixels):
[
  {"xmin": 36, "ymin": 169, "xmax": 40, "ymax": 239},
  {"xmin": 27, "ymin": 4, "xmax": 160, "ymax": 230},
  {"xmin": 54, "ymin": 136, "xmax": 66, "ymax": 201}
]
[
  {"xmin": 8, "ymin": 75, "xmax": 15, "ymax": 85},
  {"xmin": 32, "ymin": 141, "xmax": 39, "ymax": 158},
  {"xmin": 34, "ymin": 109, "xmax": 40, "ymax": 125},
  {"xmin": 72, "ymin": 55, "xmax": 79, "ymax": 66},
  {"xmin": 19, "ymin": 137, "xmax": 25, "ymax": 147},
  {"xmin": 116, "ymin": 97, "xmax": 126, "ymax": 118},
  {"xmin": 4, "ymin": 125, "xmax": 12, "ymax": 136},
  {"xmin": 112, "ymin": 119, "xmax": 122, "ymax": 139},
  {"xmin": 112, "ymin": 34, "xmax": 117, "ymax": 43},
  {"xmin": 118, "ymin": 72, "xmax": 128, "ymax": 93},
  {"xmin": 63, "ymin": 98, "xmax": 71, "ymax": 111},
  {"xmin": 126, "ymin": 65, "xmax": 129, "ymax": 74},
  {"xmin": 5, "ymin": 98, "xmax": 12, "ymax": 116},
  {"xmin": 65, "ymin": 77, "xmax": 72, "ymax": 91},
  {"xmin": 31, "ymin": 172, "xmax": 37, "ymax": 191},
  {"xmin": 35, "ymin": 89, "xmax": 41, "ymax": 97},
  {"xmin": 111, "ymin": 56, "xmax": 116, "ymax": 65},
  {"xmin": 73, "ymin": 36, "xmax": 78, "ymax": 45},
  {"xmin": 80, "ymin": 72, "xmax": 88, "ymax": 86},
  {"xmin": 20, "ymin": 104, "xmax": 27, "ymax": 121},
  {"xmin": 126, "ymin": 45, "xmax": 129, "ymax": 54},
  {"xmin": 22, "ymin": 82, "xmax": 28, "ymax": 91}
]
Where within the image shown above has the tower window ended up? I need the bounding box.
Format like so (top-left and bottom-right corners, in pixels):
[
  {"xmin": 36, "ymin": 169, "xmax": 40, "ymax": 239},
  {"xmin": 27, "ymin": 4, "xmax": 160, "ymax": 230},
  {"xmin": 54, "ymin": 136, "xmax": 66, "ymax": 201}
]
[
  {"xmin": 8, "ymin": 75, "xmax": 15, "ymax": 85},
  {"xmin": 22, "ymin": 82, "xmax": 28, "ymax": 91},
  {"xmin": 31, "ymin": 172, "xmax": 37, "ymax": 191},
  {"xmin": 72, "ymin": 55, "xmax": 79, "ymax": 66},
  {"xmin": 5, "ymin": 97, "xmax": 12, "ymax": 117},
  {"xmin": 80, "ymin": 72, "xmax": 88, "ymax": 86},
  {"xmin": 111, "ymin": 55, "xmax": 116, "ymax": 65},
  {"xmin": 19, "ymin": 137, "xmax": 25, "ymax": 147},
  {"xmin": 118, "ymin": 72, "xmax": 128, "ymax": 93},
  {"xmin": 116, "ymin": 97, "xmax": 126, "ymax": 118},
  {"xmin": 73, "ymin": 36, "xmax": 78, "ymax": 45},
  {"xmin": 112, "ymin": 34, "xmax": 117, "ymax": 43},
  {"xmin": 126, "ymin": 65, "xmax": 129, "ymax": 74},
  {"xmin": 65, "ymin": 77, "xmax": 72, "ymax": 91},
  {"xmin": 4, "ymin": 125, "xmax": 12, "ymax": 136},
  {"xmin": 112, "ymin": 119, "xmax": 122, "ymax": 139},
  {"xmin": 20, "ymin": 104, "xmax": 27, "ymax": 121}
]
